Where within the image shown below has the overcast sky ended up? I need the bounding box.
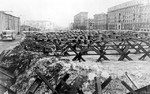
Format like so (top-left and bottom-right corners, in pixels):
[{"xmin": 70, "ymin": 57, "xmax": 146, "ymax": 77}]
[{"xmin": 0, "ymin": 0, "xmax": 130, "ymax": 27}]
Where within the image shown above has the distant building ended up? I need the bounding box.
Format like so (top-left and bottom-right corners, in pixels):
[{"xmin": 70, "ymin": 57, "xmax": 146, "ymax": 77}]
[
  {"xmin": 107, "ymin": 0, "xmax": 150, "ymax": 31},
  {"xmin": 94, "ymin": 13, "xmax": 108, "ymax": 30},
  {"xmin": 24, "ymin": 20, "xmax": 53, "ymax": 30},
  {"xmin": 0, "ymin": 11, "xmax": 20, "ymax": 34},
  {"xmin": 139, "ymin": 3, "xmax": 150, "ymax": 31},
  {"xmin": 84, "ymin": 18, "xmax": 94, "ymax": 30},
  {"xmin": 20, "ymin": 25, "xmax": 41, "ymax": 31},
  {"xmin": 73, "ymin": 12, "xmax": 88, "ymax": 30},
  {"xmin": 20, "ymin": 25, "xmax": 30, "ymax": 31}
]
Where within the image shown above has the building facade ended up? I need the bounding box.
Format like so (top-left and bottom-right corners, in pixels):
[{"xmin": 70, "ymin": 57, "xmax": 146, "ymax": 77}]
[
  {"xmin": 73, "ymin": 12, "xmax": 88, "ymax": 30},
  {"xmin": 94, "ymin": 13, "xmax": 108, "ymax": 30},
  {"xmin": 20, "ymin": 25, "xmax": 41, "ymax": 31},
  {"xmin": 139, "ymin": 3, "xmax": 150, "ymax": 31},
  {"xmin": 0, "ymin": 11, "xmax": 20, "ymax": 34},
  {"xmin": 84, "ymin": 18, "xmax": 94, "ymax": 30},
  {"xmin": 107, "ymin": 0, "xmax": 150, "ymax": 31}
]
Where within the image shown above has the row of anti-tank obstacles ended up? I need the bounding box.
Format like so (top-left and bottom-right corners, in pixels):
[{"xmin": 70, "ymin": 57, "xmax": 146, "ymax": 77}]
[
  {"xmin": 0, "ymin": 30, "xmax": 150, "ymax": 94},
  {"xmin": 21, "ymin": 30, "xmax": 150, "ymax": 62},
  {"xmin": 0, "ymin": 67, "xmax": 150, "ymax": 94}
]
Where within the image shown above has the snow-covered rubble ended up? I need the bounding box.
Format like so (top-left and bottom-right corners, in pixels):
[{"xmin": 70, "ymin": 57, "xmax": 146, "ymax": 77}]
[
  {"xmin": 3, "ymin": 54, "xmax": 150, "ymax": 94},
  {"xmin": 61, "ymin": 56, "xmax": 150, "ymax": 94}
]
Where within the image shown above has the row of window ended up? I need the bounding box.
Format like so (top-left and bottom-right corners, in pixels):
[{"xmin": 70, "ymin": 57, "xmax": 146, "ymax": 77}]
[
  {"xmin": 141, "ymin": 24, "xmax": 150, "ymax": 27},
  {"xmin": 108, "ymin": 6, "xmax": 150, "ymax": 17},
  {"xmin": 108, "ymin": 18, "xmax": 150, "ymax": 22},
  {"xmin": 108, "ymin": 11, "xmax": 140, "ymax": 17},
  {"xmin": 140, "ymin": 28, "xmax": 150, "ymax": 32},
  {"xmin": 109, "ymin": 0, "xmax": 150, "ymax": 12},
  {"xmin": 107, "ymin": 25, "xmax": 150, "ymax": 31},
  {"xmin": 109, "ymin": 4, "xmax": 140, "ymax": 12},
  {"xmin": 108, "ymin": 12, "xmax": 150, "ymax": 19},
  {"xmin": 94, "ymin": 18, "xmax": 107, "ymax": 20},
  {"xmin": 109, "ymin": 1, "xmax": 140, "ymax": 12},
  {"xmin": 142, "ymin": 6, "xmax": 150, "ymax": 11},
  {"xmin": 112, "ymin": 24, "xmax": 150, "ymax": 27}
]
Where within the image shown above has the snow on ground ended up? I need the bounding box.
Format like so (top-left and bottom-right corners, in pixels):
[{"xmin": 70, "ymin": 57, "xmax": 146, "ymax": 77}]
[{"xmin": 61, "ymin": 54, "xmax": 150, "ymax": 94}]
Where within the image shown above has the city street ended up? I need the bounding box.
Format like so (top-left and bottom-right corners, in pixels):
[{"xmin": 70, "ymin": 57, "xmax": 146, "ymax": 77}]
[
  {"xmin": 0, "ymin": 0, "xmax": 150, "ymax": 93},
  {"xmin": 0, "ymin": 34, "xmax": 24, "ymax": 53}
]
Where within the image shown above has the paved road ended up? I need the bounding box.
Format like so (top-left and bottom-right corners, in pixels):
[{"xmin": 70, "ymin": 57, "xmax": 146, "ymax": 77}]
[{"xmin": 0, "ymin": 34, "xmax": 24, "ymax": 53}]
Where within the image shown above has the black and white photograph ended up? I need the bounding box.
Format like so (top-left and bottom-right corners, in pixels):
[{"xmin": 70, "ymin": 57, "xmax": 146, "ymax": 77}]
[{"xmin": 0, "ymin": 0, "xmax": 150, "ymax": 94}]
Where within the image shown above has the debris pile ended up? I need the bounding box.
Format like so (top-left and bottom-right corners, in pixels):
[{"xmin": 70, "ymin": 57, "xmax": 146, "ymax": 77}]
[{"xmin": 1, "ymin": 31, "xmax": 150, "ymax": 94}]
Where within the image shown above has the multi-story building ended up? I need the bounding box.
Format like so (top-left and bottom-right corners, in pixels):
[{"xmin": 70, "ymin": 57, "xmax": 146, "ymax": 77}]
[
  {"xmin": 107, "ymin": 0, "xmax": 150, "ymax": 31},
  {"xmin": 73, "ymin": 12, "xmax": 88, "ymax": 30},
  {"xmin": 0, "ymin": 11, "xmax": 20, "ymax": 34},
  {"xmin": 139, "ymin": 3, "xmax": 150, "ymax": 31},
  {"xmin": 94, "ymin": 13, "xmax": 108, "ymax": 30},
  {"xmin": 84, "ymin": 18, "xmax": 94, "ymax": 30}
]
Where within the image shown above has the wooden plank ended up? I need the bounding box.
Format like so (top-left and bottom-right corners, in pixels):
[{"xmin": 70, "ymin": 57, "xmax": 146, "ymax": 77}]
[
  {"xmin": 58, "ymin": 80, "xmax": 71, "ymax": 93},
  {"xmin": 137, "ymin": 44, "xmax": 150, "ymax": 60},
  {"xmin": 59, "ymin": 45, "xmax": 70, "ymax": 56},
  {"xmin": 121, "ymin": 46, "xmax": 132, "ymax": 60},
  {"xmin": 97, "ymin": 52, "xmax": 109, "ymax": 62},
  {"xmin": 118, "ymin": 51, "xmax": 131, "ymax": 61},
  {"xmin": 3, "ymin": 50, "xmax": 12, "ymax": 57},
  {"xmin": 111, "ymin": 45, "xmax": 132, "ymax": 60},
  {"xmin": 126, "ymin": 40, "xmax": 141, "ymax": 54},
  {"xmin": 125, "ymin": 72, "xmax": 138, "ymax": 89},
  {"xmin": 94, "ymin": 77, "xmax": 102, "ymax": 94},
  {"xmin": 68, "ymin": 77, "xmax": 82, "ymax": 94},
  {"xmin": 72, "ymin": 52, "xmax": 85, "ymax": 62},
  {"xmin": 77, "ymin": 88, "xmax": 84, "ymax": 94},
  {"xmin": 35, "ymin": 71, "xmax": 58, "ymax": 94},
  {"xmin": 25, "ymin": 78, "xmax": 42, "ymax": 94},
  {"xmin": 121, "ymin": 81, "xmax": 137, "ymax": 94},
  {"xmin": 0, "ymin": 83, "xmax": 16, "ymax": 94},
  {"xmin": 0, "ymin": 68, "xmax": 15, "ymax": 78},
  {"xmin": 93, "ymin": 76, "xmax": 112, "ymax": 94},
  {"xmin": 0, "ymin": 50, "xmax": 5, "ymax": 59},
  {"xmin": 139, "ymin": 49, "xmax": 150, "ymax": 60},
  {"xmin": 96, "ymin": 42, "xmax": 109, "ymax": 61},
  {"xmin": 54, "ymin": 45, "xmax": 149, "ymax": 52},
  {"xmin": 127, "ymin": 84, "xmax": 150, "ymax": 94},
  {"xmin": 89, "ymin": 46, "xmax": 100, "ymax": 54},
  {"xmin": 101, "ymin": 76, "xmax": 112, "ymax": 90},
  {"xmin": 55, "ymin": 73, "xmax": 70, "ymax": 93}
]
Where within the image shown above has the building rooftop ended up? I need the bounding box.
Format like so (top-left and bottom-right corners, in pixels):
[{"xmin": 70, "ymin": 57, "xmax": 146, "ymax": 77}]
[
  {"xmin": 94, "ymin": 13, "xmax": 107, "ymax": 16},
  {"xmin": 0, "ymin": 11, "xmax": 20, "ymax": 18},
  {"xmin": 108, "ymin": 0, "xmax": 149, "ymax": 12},
  {"xmin": 74, "ymin": 12, "xmax": 88, "ymax": 17}
]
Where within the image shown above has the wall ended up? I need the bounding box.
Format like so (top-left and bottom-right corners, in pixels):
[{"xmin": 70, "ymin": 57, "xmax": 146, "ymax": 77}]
[
  {"xmin": 0, "ymin": 12, "xmax": 20, "ymax": 34},
  {"xmin": 14, "ymin": 17, "xmax": 20, "ymax": 33},
  {"xmin": 73, "ymin": 12, "xmax": 88, "ymax": 30},
  {"xmin": 107, "ymin": 0, "xmax": 150, "ymax": 31},
  {"xmin": 94, "ymin": 13, "xmax": 108, "ymax": 30}
]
